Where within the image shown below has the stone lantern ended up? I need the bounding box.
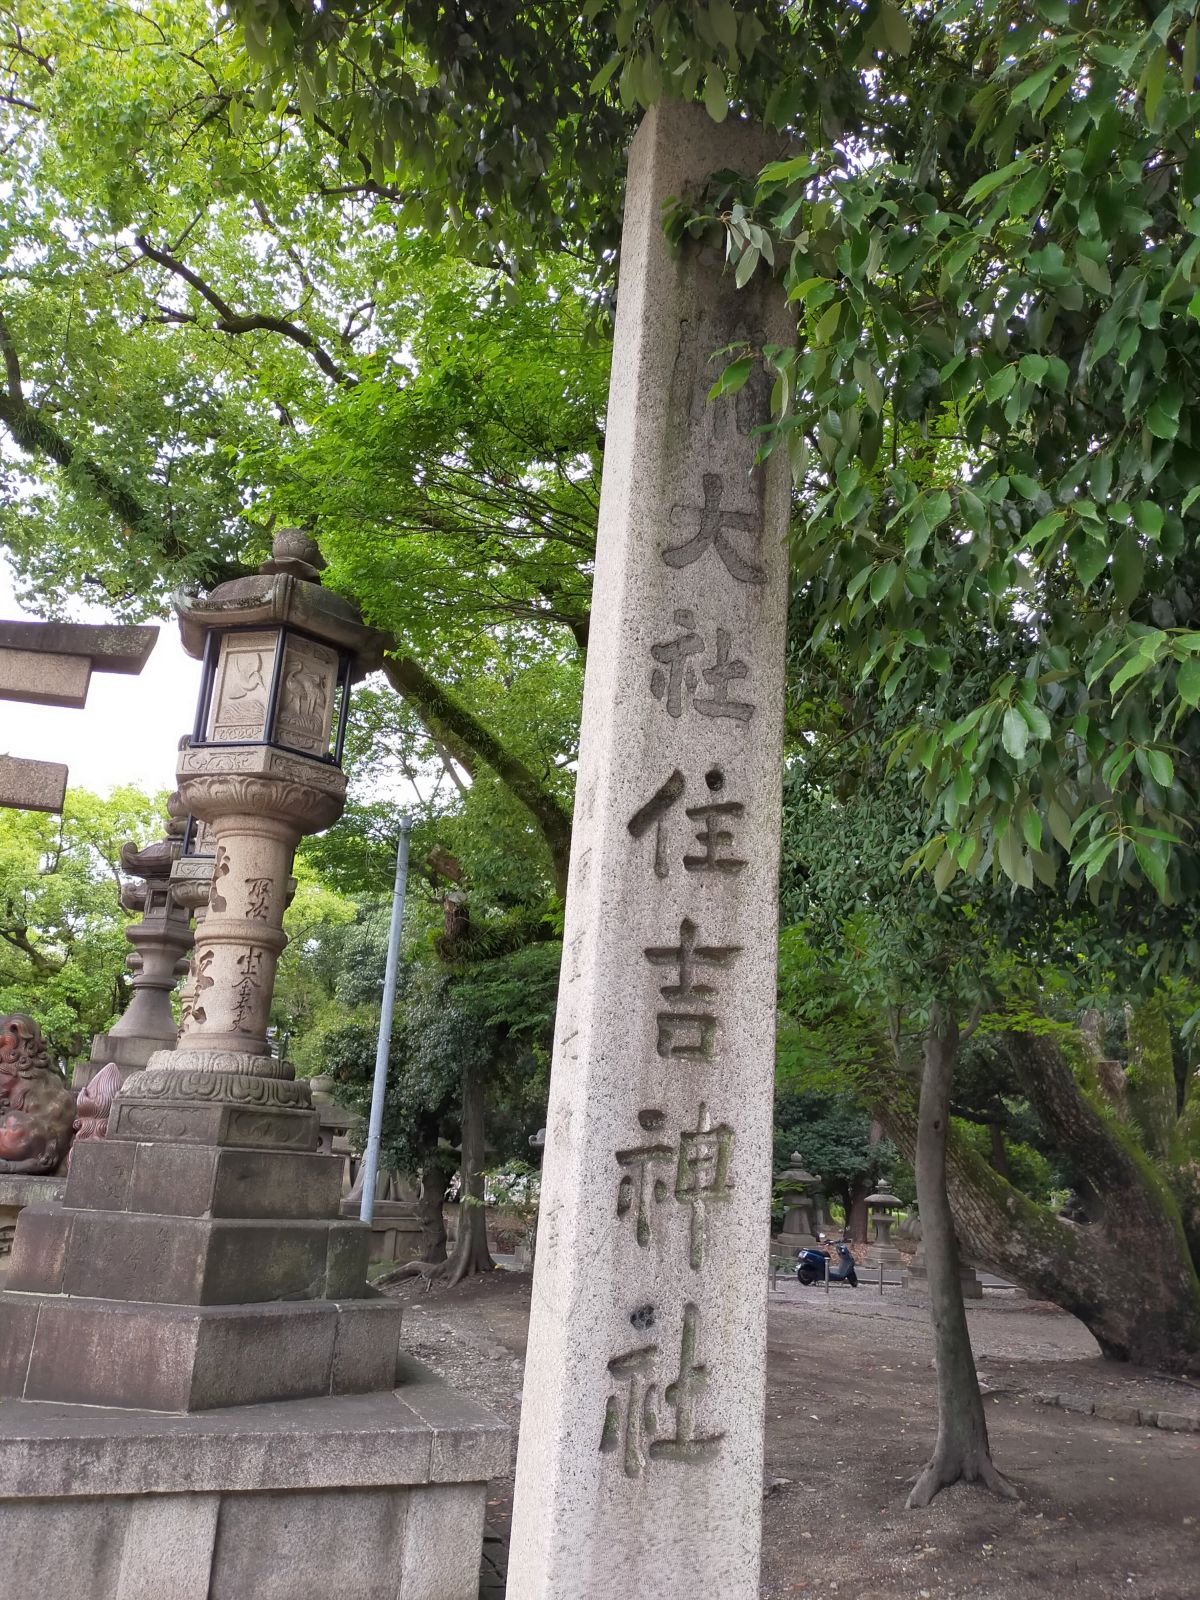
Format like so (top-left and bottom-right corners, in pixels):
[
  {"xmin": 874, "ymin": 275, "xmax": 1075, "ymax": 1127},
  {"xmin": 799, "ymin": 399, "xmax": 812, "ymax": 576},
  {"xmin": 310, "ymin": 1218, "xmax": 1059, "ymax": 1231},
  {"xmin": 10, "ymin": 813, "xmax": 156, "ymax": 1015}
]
[
  {"xmin": 866, "ymin": 1177, "xmax": 903, "ymax": 1266},
  {"xmin": 113, "ymin": 529, "xmax": 369, "ymax": 1146},
  {"xmin": 775, "ymin": 1153, "xmax": 819, "ymax": 1250},
  {"xmin": 0, "ymin": 532, "xmax": 511, "ymax": 1594},
  {"xmin": 2, "ymin": 529, "xmax": 402, "ymax": 1412},
  {"xmin": 73, "ymin": 798, "xmax": 194, "ymax": 1091}
]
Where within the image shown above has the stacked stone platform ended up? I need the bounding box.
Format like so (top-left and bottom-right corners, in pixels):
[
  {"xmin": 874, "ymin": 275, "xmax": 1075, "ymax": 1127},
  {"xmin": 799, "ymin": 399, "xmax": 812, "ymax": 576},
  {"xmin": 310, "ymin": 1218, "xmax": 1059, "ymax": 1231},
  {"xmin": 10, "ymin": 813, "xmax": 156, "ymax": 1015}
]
[{"xmin": 1, "ymin": 1126, "xmax": 401, "ymax": 1411}]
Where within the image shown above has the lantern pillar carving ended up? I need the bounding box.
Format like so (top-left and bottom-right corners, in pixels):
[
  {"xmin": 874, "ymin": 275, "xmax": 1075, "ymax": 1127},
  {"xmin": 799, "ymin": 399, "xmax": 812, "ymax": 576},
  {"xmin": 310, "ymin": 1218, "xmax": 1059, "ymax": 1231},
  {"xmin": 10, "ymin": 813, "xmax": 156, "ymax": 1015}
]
[{"xmin": 108, "ymin": 530, "xmax": 383, "ymax": 1151}]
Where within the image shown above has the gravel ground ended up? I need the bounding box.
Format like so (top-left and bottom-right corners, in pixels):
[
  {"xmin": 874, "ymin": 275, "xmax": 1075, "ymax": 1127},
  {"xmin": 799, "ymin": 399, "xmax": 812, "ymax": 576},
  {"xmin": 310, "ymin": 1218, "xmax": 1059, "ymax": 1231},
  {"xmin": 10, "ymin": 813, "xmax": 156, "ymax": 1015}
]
[{"xmin": 384, "ymin": 1269, "xmax": 1200, "ymax": 1599}]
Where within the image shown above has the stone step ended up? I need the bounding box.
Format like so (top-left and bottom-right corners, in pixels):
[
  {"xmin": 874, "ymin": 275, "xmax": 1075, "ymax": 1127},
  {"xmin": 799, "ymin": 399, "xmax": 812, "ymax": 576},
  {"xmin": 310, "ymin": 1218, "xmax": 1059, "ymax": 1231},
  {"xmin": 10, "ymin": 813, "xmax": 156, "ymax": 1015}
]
[
  {"xmin": 65, "ymin": 1139, "xmax": 343, "ymax": 1220},
  {"xmin": 0, "ymin": 1291, "xmax": 402, "ymax": 1411},
  {"xmin": 7, "ymin": 1202, "xmax": 368, "ymax": 1306}
]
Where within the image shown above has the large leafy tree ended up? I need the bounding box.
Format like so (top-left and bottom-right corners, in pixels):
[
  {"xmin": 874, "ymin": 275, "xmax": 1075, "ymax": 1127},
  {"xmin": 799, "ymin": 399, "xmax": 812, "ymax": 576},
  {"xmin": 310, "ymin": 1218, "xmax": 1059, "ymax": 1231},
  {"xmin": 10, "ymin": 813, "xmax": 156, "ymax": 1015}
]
[
  {"xmin": 780, "ymin": 715, "xmax": 1200, "ymax": 1375},
  {"xmin": 0, "ymin": 0, "xmax": 590, "ymax": 898},
  {"xmin": 723, "ymin": 0, "xmax": 1200, "ymax": 906},
  {"xmin": 8, "ymin": 0, "xmax": 1200, "ymax": 1497},
  {"xmin": 232, "ymin": 0, "xmax": 1200, "ymax": 903}
]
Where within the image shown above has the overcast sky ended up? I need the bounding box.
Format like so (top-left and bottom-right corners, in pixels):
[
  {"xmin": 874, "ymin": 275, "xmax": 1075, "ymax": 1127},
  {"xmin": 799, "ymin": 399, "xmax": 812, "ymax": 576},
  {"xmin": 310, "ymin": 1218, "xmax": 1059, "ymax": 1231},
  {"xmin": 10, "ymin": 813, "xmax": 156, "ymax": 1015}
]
[{"xmin": 1, "ymin": 556, "xmax": 201, "ymax": 796}]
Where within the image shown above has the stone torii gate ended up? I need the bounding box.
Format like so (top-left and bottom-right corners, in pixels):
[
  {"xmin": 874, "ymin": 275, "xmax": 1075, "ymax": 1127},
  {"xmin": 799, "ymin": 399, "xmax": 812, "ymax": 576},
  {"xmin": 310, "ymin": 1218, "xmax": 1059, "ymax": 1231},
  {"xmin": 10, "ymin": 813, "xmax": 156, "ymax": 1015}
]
[{"xmin": 0, "ymin": 618, "xmax": 157, "ymax": 812}]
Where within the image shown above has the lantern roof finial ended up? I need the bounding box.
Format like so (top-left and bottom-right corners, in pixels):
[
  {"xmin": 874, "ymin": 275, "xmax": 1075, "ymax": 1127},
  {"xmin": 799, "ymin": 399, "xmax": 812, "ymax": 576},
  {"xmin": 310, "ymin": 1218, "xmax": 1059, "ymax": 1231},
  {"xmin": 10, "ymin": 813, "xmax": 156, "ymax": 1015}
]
[{"xmin": 259, "ymin": 527, "xmax": 325, "ymax": 584}]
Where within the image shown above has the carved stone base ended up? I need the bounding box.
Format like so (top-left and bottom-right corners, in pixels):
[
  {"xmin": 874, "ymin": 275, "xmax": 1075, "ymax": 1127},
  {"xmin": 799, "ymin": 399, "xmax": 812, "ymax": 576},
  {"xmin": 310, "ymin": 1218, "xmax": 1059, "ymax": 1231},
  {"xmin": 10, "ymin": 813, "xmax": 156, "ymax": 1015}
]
[
  {"xmin": 141, "ymin": 1050, "xmax": 309, "ymax": 1091},
  {"xmin": 7, "ymin": 1203, "xmax": 370, "ymax": 1306},
  {"xmin": 0, "ymin": 1290, "xmax": 402, "ymax": 1411},
  {"xmin": 776, "ymin": 1228, "xmax": 818, "ymax": 1252},
  {"xmin": 108, "ymin": 1097, "xmax": 318, "ymax": 1151},
  {"xmin": 109, "ymin": 1063, "xmax": 317, "ymax": 1151},
  {"xmin": 340, "ymin": 1197, "xmax": 426, "ymax": 1266},
  {"xmin": 903, "ymin": 1244, "xmax": 983, "ymax": 1299}
]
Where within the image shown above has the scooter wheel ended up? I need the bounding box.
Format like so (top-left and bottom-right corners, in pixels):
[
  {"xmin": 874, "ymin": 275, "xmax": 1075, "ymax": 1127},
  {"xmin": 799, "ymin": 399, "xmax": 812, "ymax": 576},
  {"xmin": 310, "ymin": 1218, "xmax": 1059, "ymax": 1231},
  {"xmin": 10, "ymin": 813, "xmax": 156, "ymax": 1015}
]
[
  {"xmin": 796, "ymin": 1268, "xmax": 817, "ymax": 1286},
  {"xmin": 848, "ymin": 1272, "xmax": 859, "ymax": 1287}
]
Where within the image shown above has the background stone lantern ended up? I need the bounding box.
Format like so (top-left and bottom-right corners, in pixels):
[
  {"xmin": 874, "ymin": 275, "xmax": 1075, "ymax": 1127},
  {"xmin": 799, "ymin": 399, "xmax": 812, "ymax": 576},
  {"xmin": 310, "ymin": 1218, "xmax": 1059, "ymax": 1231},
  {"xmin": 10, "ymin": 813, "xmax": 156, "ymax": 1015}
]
[
  {"xmin": 73, "ymin": 796, "xmax": 194, "ymax": 1091},
  {"xmin": 865, "ymin": 1177, "xmax": 903, "ymax": 1266},
  {"xmin": 775, "ymin": 1153, "xmax": 819, "ymax": 1251}
]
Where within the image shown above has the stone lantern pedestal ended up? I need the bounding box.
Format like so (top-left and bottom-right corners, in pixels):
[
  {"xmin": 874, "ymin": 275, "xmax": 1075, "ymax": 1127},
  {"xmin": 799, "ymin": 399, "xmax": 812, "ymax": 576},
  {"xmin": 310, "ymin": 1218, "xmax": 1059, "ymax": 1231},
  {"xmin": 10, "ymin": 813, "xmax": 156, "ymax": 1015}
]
[
  {"xmin": 903, "ymin": 1237, "xmax": 983, "ymax": 1298},
  {"xmin": 0, "ymin": 534, "xmax": 507, "ymax": 1597}
]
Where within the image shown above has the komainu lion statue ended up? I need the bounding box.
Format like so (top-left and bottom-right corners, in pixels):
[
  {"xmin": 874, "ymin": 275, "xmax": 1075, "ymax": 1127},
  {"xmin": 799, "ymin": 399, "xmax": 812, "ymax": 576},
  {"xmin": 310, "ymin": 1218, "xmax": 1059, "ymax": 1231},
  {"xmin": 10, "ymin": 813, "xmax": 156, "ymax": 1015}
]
[{"xmin": 0, "ymin": 1014, "xmax": 75, "ymax": 1174}]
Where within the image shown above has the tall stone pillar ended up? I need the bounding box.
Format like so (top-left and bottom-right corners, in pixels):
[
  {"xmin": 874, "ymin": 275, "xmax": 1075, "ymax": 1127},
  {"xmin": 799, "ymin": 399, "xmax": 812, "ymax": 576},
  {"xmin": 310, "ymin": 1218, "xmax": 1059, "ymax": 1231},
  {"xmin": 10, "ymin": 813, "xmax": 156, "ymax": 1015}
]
[{"xmin": 508, "ymin": 104, "xmax": 790, "ymax": 1598}]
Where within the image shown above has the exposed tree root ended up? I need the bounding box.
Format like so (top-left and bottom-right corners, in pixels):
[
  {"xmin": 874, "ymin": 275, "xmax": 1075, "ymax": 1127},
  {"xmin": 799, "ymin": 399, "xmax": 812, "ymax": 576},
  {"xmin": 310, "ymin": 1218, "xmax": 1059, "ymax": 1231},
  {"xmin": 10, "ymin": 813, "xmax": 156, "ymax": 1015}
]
[
  {"xmin": 906, "ymin": 1447, "xmax": 1019, "ymax": 1510},
  {"xmin": 375, "ymin": 1225, "xmax": 495, "ymax": 1291}
]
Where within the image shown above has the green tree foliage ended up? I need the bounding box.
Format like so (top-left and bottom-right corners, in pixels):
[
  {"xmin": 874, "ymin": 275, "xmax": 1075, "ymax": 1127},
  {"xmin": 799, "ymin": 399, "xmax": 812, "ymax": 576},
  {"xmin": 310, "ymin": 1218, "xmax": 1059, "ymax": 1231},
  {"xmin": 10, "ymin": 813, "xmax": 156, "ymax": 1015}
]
[
  {"xmin": 306, "ymin": 922, "xmax": 560, "ymax": 1178},
  {"xmin": 1, "ymin": 0, "xmax": 590, "ymax": 893},
  {"xmin": 773, "ymin": 1089, "xmax": 894, "ymax": 1223},
  {"xmin": 779, "ymin": 724, "xmax": 1200, "ymax": 1371},
  {"xmin": 235, "ymin": 0, "xmax": 1200, "ymax": 904},
  {"xmin": 0, "ymin": 787, "xmax": 164, "ymax": 1058},
  {"xmin": 678, "ymin": 2, "xmax": 1200, "ymax": 902}
]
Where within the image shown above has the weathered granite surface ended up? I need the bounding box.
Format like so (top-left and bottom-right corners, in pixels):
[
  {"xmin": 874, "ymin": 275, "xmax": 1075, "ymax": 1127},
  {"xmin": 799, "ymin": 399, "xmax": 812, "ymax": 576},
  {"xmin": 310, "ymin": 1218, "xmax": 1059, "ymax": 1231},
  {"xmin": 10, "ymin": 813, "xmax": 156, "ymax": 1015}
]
[
  {"xmin": 0, "ymin": 755, "xmax": 68, "ymax": 813},
  {"xmin": 0, "ymin": 619, "xmax": 157, "ymax": 813},
  {"xmin": 0, "ymin": 1359, "xmax": 509, "ymax": 1600},
  {"xmin": 508, "ymin": 102, "xmax": 791, "ymax": 1598},
  {"xmin": 0, "ymin": 619, "xmax": 158, "ymax": 673},
  {"xmin": 0, "ymin": 1172, "xmax": 66, "ymax": 1257}
]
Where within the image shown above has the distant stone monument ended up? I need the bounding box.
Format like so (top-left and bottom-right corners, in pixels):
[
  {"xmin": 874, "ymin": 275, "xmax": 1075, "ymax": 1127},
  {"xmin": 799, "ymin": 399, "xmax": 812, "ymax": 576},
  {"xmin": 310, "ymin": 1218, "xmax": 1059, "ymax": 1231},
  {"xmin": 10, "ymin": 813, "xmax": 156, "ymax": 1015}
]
[
  {"xmin": 775, "ymin": 1155, "xmax": 820, "ymax": 1251},
  {"xmin": 904, "ymin": 1237, "xmax": 983, "ymax": 1299},
  {"xmin": 865, "ymin": 1178, "xmax": 903, "ymax": 1267},
  {"xmin": 508, "ymin": 103, "xmax": 790, "ymax": 1598},
  {"xmin": 74, "ymin": 801, "xmax": 194, "ymax": 1091}
]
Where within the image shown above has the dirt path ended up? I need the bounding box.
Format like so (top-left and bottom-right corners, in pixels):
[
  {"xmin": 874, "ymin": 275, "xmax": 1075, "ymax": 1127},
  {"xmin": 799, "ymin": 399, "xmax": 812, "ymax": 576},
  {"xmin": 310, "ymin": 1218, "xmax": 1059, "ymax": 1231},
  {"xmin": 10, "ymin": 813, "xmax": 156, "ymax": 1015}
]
[{"xmin": 386, "ymin": 1272, "xmax": 1200, "ymax": 1598}]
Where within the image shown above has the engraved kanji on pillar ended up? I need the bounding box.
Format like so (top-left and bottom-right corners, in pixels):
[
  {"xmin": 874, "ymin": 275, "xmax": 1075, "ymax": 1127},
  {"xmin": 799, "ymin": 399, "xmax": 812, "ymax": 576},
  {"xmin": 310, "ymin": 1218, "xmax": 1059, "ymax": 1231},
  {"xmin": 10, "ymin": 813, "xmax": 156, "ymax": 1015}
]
[{"xmin": 509, "ymin": 102, "xmax": 792, "ymax": 1600}]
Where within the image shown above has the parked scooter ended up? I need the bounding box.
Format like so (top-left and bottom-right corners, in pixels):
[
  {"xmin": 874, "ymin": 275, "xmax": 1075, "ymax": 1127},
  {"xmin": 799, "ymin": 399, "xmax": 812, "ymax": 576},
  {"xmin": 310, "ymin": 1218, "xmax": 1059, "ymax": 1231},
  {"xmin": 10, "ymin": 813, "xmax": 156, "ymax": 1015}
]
[{"xmin": 795, "ymin": 1232, "xmax": 859, "ymax": 1288}]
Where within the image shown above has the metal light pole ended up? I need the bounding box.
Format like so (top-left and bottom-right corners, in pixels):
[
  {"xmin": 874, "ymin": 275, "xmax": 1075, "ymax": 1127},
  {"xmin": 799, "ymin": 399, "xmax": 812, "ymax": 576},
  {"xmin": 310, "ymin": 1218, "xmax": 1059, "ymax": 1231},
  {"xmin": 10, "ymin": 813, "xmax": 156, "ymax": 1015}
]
[{"xmin": 359, "ymin": 814, "xmax": 413, "ymax": 1225}]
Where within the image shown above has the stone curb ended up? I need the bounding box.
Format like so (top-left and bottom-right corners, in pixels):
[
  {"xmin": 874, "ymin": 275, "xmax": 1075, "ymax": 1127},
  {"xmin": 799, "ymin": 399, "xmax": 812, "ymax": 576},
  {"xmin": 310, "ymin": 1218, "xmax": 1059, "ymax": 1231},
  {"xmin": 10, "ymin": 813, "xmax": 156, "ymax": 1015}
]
[{"xmin": 1026, "ymin": 1390, "xmax": 1200, "ymax": 1432}]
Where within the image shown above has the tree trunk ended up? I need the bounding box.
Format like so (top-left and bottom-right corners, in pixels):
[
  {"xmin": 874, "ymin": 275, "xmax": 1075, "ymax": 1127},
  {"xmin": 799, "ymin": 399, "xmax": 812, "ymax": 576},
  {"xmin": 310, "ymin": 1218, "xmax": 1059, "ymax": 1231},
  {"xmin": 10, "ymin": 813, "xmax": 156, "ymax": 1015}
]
[
  {"xmin": 416, "ymin": 1153, "xmax": 450, "ymax": 1265},
  {"xmin": 1124, "ymin": 998, "xmax": 1177, "ymax": 1163},
  {"xmin": 987, "ymin": 1120, "xmax": 1011, "ymax": 1181},
  {"xmin": 875, "ymin": 1034, "xmax": 1200, "ymax": 1375},
  {"xmin": 442, "ymin": 1055, "xmax": 495, "ymax": 1287},
  {"xmin": 846, "ymin": 1175, "xmax": 871, "ymax": 1242},
  {"xmin": 383, "ymin": 655, "xmax": 573, "ymax": 899},
  {"xmin": 906, "ymin": 1011, "xmax": 1016, "ymax": 1510}
]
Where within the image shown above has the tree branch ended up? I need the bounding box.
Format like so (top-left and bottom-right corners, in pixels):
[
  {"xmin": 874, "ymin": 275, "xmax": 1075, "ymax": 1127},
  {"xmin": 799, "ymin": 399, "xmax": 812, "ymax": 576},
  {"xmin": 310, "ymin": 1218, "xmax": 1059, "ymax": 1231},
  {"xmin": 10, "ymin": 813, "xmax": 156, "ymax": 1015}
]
[
  {"xmin": 133, "ymin": 235, "xmax": 354, "ymax": 387},
  {"xmin": 0, "ymin": 926, "xmax": 62, "ymax": 974},
  {"xmin": 0, "ymin": 305, "xmax": 239, "ymax": 579},
  {"xmin": 382, "ymin": 653, "xmax": 573, "ymax": 899}
]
